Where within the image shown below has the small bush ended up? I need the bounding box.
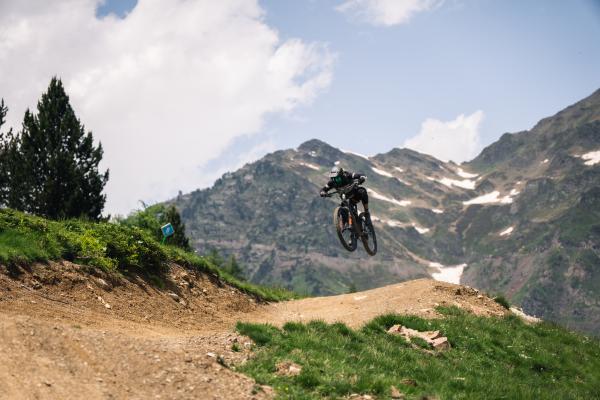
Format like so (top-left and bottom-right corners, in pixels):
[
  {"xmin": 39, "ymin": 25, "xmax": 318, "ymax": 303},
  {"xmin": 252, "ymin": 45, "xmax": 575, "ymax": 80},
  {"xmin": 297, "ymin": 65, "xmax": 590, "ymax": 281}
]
[{"xmin": 493, "ymin": 295, "xmax": 511, "ymax": 310}]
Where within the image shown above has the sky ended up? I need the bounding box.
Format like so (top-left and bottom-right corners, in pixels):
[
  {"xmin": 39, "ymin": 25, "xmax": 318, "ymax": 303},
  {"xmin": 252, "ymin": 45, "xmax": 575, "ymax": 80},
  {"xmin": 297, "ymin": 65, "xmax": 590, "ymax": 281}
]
[{"xmin": 0, "ymin": 0, "xmax": 599, "ymax": 215}]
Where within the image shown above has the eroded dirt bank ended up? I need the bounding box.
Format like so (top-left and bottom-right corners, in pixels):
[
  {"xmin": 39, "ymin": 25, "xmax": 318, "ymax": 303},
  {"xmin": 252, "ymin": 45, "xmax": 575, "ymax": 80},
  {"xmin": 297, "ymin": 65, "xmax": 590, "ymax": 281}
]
[{"xmin": 0, "ymin": 262, "xmax": 269, "ymax": 400}]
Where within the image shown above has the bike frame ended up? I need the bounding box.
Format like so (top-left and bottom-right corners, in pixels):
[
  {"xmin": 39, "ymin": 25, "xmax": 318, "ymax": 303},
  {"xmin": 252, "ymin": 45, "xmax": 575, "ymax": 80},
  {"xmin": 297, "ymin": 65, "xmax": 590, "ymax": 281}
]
[{"xmin": 328, "ymin": 181, "xmax": 364, "ymax": 237}]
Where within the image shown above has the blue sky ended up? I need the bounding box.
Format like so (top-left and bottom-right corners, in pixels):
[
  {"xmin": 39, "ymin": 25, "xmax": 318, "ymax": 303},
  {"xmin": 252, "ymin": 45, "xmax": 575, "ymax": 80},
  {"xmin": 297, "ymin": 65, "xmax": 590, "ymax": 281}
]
[
  {"xmin": 3, "ymin": 0, "xmax": 599, "ymax": 213},
  {"xmin": 261, "ymin": 0, "xmax": 600, "ymax": 155}
]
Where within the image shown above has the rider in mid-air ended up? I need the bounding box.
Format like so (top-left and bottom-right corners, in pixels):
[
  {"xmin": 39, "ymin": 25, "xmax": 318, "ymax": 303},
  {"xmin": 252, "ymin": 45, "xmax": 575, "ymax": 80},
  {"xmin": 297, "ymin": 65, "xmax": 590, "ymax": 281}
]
[{"xmin": 320, "ymin": 167, "xmax": 369, "ymax": 215}]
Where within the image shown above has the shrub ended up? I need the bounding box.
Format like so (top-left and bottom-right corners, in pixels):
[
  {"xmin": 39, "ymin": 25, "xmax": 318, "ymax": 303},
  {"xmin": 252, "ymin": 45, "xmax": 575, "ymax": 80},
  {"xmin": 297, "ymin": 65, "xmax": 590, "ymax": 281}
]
[
  {"xmin": 493, "ymin": 295, "xmax": 511, "ymax": 310},
  {"xmin": 0, "ymin": 208, "xmax": 298, "ymax": 301}
]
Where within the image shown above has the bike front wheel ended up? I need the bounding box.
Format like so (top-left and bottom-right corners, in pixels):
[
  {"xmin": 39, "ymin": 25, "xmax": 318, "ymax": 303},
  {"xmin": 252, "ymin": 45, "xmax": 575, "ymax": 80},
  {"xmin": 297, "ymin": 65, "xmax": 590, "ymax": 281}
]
[
  {"xmin": 334, "ymin": 206, "xmax": 357, "ymax": 252},
  {"xmin": 359, "ymin": 212, "xmax": 377, "ymax": 256}
]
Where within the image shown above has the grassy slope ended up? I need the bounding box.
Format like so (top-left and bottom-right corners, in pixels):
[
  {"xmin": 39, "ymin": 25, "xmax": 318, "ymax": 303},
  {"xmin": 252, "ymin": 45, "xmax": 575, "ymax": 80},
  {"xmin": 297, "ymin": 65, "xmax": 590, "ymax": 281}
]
[
  {"xmin": 0, "ymin": 208, "xmax": 297, "ymax": 302},
  {"xmin": 237, "ymin": 307, "xmax": 600, "ymax": 400}
]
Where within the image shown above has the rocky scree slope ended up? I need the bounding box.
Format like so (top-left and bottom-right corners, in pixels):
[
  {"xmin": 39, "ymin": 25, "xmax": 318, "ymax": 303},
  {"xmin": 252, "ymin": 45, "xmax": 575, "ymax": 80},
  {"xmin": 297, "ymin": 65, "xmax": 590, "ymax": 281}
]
[
  {"xmin": 461, "ymin": 89, "xmax": 600, "ymax": 334},
  {"xmin": 173, "ymin": 89, "xmax": 600, "ymax": 335}
]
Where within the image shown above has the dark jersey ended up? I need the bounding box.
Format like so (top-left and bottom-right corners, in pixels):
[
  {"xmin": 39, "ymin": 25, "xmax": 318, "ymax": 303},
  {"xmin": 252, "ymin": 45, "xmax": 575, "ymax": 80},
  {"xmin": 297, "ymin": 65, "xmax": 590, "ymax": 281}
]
[{"xmin": 321, "ymin": 171, "xmax": 365, "ymax": 192}]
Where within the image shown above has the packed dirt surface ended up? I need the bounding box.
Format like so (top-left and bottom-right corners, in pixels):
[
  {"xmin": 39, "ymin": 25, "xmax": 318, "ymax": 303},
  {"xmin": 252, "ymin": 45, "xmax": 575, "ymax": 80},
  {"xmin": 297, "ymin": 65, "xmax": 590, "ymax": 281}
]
[
  {"xmin": 0, "ymin": 261, "xmax": 507, "ymax": 399},
  {"xmin": 0, "ymin": 262, "xmax": 270, "ymax": 400},
  {"xmin": 244, "ymin": 279, "xmax": 507, "ymax": 328}
]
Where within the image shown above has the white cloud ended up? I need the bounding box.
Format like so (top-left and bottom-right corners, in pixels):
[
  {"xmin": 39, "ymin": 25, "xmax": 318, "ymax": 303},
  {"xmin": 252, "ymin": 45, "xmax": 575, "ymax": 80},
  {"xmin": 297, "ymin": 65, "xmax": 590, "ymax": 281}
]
[
  {"xmin": 0, "ymin": 0, "xmax": 334, "ymax": 214},
  {"xmin": 336, "ymin": 0, "xmax": 443, "ymax": 26},
  {"xmin": 403, "ymin": 110, "xmax": 484, "ymax": 162}
]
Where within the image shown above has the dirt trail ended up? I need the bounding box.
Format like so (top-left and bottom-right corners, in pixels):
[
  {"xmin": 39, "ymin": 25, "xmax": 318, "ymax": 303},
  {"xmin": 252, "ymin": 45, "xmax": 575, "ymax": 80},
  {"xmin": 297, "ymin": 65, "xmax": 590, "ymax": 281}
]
[
  {"xmin": 244, "ymin": 279, "xmax": 506, "ymax": 328},
  {"xmin": 0, "ymin": 262, "xmax": 506, "ymax": 399},
  {"xmin": 0, "ymin": 262, "xmax": 270, "ymax": 400}
]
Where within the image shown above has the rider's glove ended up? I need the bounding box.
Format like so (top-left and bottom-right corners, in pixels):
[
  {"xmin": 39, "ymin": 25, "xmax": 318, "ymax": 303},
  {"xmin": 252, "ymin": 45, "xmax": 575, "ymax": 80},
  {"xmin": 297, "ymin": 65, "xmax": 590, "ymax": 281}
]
[
  {"xmin": 359, "ymin": 176, "xmax": 367, "ymax": 183},
  {"xmin": 320, "ymin": 190, "xmax": 327, "ymax": 197}
]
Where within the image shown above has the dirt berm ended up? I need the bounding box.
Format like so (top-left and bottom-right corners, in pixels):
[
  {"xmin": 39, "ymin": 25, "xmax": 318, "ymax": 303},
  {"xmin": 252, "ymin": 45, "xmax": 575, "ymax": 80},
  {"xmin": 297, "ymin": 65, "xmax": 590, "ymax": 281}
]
[{"xmin": 0, "ymin": 261, "xmax": 507, "ymax": 399}]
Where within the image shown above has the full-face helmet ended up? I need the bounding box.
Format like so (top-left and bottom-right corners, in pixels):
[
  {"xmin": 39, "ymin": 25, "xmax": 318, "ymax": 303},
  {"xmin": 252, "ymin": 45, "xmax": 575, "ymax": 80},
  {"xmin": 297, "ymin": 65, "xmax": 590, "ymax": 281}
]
[{"xmin": 329, "ymin": 166, "xmax": 344, "ymax": 185}]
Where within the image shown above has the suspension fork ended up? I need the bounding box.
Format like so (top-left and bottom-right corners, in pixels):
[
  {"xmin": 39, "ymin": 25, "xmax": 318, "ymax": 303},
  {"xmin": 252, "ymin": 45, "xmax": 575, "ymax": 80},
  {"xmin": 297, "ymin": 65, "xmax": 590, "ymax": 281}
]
[{"xmin": 349, "ymin": 202, "xmax": 362, "ymax": 235}]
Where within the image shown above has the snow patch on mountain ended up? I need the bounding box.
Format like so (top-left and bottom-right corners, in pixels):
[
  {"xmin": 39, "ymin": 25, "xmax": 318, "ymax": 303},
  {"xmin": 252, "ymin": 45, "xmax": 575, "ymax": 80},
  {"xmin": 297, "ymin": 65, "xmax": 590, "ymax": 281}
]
[
  {"xmin": 394, "ymin": 167, "xmax": 404, "ymax": 173},
  {"xmin": 431, "ymin": 208, "xmax": 444, "ymax": 214},
  {"xmin": 437, "ymin": 177, "xmax": 477, "ymax": 190},
  {"xmin": 342, "ymin": 149, "xmax": 370, "ymax": 160},
  {"xmin": 384, "ymin": 219, "xmax": 403, "ymax": 227},
  {"xmin": 577, "ymin": 150, "xmax": 600, "ymax": 166},
  {"xmin": 499, "ymin": 226, "xmax": 514, "ymax": 236},
  {"xmin": 371, "ymin": 166, "xmax": 411, "ymax": 185},
  {"xmin": 299, "ymin": 162, "xmax": 320, "ymax": 170},
  {"xmin": 456, "ymin": 168, "xmax": 478, "ymax": 179},
  {"xmin": 430, "ymin": 263, "xmax": 467, "ymax": 284},
  {"xmin": 463, "ymin": 190, "xmax": 519, "ymax": 205},
  {"xmin": 368, "ymin": 189, "xmax": 411, "ymax": 207},
  {"xmin": 425, "ymin": 175, "xmax": 477, "ymax": 190},
  {"xmin": 412, "ymin": 223, "xmax": 430, "ymax": 234},
  {"xmin": 371, "ymin": 167, "xmax": 394, "ymax": 178}
]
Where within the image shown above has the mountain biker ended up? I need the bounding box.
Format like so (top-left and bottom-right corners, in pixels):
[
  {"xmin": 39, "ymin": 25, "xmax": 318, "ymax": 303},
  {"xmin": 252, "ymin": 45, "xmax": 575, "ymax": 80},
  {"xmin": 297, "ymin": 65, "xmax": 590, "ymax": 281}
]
[{"xmin": 320, "ymin": 167, "xmax": 369, "ymax": 215}]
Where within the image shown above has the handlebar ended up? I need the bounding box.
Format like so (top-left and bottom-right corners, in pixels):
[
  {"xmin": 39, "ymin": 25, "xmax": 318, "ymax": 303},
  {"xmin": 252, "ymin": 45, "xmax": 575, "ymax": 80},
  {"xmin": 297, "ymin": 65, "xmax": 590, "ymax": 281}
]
[{"xmin": 323, "ymin": 179, "xmax": 361, "ymax": 198}]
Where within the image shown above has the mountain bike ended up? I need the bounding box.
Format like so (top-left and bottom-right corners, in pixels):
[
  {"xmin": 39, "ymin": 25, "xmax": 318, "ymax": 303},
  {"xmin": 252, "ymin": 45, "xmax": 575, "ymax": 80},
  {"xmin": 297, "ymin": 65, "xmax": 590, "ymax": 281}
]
[{"xmin": 323, "ymin": 180, "xmax": 377, "ymax": 256}]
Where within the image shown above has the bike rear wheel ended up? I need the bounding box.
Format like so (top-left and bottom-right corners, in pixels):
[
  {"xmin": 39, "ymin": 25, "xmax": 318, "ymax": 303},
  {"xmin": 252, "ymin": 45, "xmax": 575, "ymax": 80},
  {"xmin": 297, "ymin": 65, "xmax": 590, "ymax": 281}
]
[
  {"xmin": 359, "ymin": 212, "xmax": 377, "ymax": 256},
  {"xmin": 334, "ymin": 206, "xmax": 357, "ymax": 252}
]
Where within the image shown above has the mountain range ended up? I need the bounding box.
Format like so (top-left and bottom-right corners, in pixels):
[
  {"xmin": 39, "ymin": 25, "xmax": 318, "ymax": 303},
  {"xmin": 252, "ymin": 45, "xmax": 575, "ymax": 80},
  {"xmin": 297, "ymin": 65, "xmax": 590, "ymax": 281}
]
[{"xmin": 172, "ymin": 89, "xmax": 600, "ymax": 335}]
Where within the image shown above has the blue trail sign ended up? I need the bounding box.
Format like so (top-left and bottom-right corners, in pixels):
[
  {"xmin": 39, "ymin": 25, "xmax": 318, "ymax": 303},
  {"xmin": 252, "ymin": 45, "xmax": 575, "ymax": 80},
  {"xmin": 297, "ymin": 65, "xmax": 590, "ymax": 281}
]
[{"xmin": 161, "ymin": 223, "xmax": 174, "ymax": 243}]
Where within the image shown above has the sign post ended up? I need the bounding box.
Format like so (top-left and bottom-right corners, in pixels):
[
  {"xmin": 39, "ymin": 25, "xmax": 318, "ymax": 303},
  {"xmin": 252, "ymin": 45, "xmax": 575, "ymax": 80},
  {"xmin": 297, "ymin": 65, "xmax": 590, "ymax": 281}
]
[{"xmin": 161, "ymin": 223, "xmax": 175, "ymax": 244}]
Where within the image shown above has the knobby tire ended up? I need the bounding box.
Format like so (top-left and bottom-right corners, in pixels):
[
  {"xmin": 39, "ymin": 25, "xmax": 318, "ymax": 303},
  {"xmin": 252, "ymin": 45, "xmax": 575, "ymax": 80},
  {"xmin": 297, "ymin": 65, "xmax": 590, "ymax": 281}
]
[
  {"xmin": 334, "ymin": 206, "xmax": 357, "ymax": 252},
  {"xmin": 359, "ymin": 212, "xmax": 377, "ymax": 256}
]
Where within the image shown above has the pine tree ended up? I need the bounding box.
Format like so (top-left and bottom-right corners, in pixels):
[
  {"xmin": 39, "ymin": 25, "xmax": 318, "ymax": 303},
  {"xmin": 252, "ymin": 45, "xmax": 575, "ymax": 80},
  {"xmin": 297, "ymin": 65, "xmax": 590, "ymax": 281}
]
[
  {"xmin": 5, "ymin": 78, "xmax": 109, "ymax": 219},
  {"xmin": 164, "ymin": 205, "xmax": 191, "ymax": 250},
  {"xmin": 207, "ymin": 248, "xmax": 224, "ymax": 267},
  {"xmin": 0, "ymin": 99, "xmax": 10, "ymax": 204},
  {"xmin": 0, "ymin": 100, "xmax": 23, "ymax": 207},
  {"xmin": 225, "ymin": 255, "xmax": 245, "ymax": 280}
]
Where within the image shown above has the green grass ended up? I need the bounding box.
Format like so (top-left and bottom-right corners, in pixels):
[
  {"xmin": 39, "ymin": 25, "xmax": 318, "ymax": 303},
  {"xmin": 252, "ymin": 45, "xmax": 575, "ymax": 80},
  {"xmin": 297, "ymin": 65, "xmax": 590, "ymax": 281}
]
[
  {"xmin": 236, "ymin": 307, "xmax": 600, "ymax": 399},
  {"xmin": 0, "ymin": 208, "xmax": 298, "ymax": 302}
]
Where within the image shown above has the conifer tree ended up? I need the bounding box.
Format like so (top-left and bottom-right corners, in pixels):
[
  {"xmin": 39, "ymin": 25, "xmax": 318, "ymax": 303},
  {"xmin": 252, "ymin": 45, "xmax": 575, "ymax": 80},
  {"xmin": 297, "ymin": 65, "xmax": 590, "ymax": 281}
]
[
  {"xmin": 0, "ymin": 99, "xmax": 7, "ymax": 133},
  {"xmin": 164, "ymin": 205, "xmax": 191, "ymax": 250},
  {"xmin": 0, "ymin": 99, "xmax": 10, "ymax": 204},
  {"xmin": 0, "ymin": 100, "xmax": 24, "ymax": 207},
  {"xmin": 5, "ymin": 78, "xmax": 109, "ymax": 219},
  {"xmin": 225, "ymin": 255, "xmax": 245, "ymax": 280}
]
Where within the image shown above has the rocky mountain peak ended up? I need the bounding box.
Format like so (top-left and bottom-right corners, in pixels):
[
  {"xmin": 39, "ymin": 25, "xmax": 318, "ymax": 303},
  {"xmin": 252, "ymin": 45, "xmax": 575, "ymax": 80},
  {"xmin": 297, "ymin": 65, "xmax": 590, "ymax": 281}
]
[
  {"xmin": 531, "ymin": 88, "xmax": 600, "ymax": 136},
  {"xmin": 173, "ymin": 90, "xmax": 600, "ymax": 335}
]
